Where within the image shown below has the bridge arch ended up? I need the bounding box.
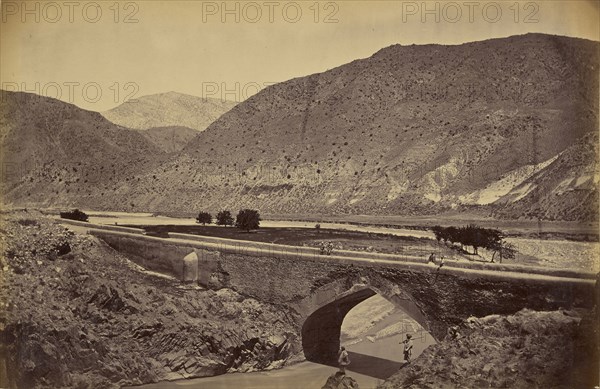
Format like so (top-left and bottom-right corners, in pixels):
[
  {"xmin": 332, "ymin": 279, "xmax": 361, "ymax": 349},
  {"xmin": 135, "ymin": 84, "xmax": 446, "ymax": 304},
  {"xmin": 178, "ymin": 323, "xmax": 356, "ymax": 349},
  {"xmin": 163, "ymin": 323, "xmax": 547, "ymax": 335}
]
[{"xmin": 298, "ymin": 275, "xmax": 436, "ymax": 364}]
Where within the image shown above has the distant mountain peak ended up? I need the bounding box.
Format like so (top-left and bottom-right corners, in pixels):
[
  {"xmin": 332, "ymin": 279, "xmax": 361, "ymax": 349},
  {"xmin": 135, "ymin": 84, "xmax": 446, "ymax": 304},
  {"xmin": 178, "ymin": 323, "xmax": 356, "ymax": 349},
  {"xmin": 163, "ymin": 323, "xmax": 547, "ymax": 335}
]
[{"xmin": 101, "ymin": 91, "xmax": 237, "ymax": 132}]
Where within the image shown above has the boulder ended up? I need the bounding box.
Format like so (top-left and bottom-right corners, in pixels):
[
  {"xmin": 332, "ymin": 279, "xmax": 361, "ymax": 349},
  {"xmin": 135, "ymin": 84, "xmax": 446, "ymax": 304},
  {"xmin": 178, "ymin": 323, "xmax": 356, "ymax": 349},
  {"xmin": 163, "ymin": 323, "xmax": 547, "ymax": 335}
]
[
  {"xmin": 182, "ymin": 252, "xmax": 198, "ymax": 283},
  {"xmin": 322, "ymin": 372, "xmax": 360, "ymax": 389}
]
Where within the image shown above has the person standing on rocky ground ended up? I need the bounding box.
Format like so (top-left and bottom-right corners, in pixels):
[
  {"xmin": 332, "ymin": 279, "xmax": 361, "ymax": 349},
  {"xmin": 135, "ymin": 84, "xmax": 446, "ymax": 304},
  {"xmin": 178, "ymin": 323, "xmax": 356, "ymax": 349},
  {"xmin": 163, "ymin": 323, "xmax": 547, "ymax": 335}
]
[
  {"xmin": 428, "ymin": 252, "xmax": 436, "ymax": 264},
  {"xmin": 338, "ymin": 346, "xmax": 350, "ymax": 374},
  {"xmin": 401, "ymin": 334, "xmax": 414, "ymax": 363}
]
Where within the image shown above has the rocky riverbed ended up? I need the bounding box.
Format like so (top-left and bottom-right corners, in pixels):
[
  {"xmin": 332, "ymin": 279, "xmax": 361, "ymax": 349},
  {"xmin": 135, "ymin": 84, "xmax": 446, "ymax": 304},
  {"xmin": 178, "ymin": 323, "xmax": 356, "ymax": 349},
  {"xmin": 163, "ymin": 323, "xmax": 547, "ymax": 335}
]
[
  {"xmin": 0, "ymin": 211, "xmax": 297, "ymax": 388},
  {"xmin": 377, "ymin": 308, "xmax": 599, "ymax": 389}
]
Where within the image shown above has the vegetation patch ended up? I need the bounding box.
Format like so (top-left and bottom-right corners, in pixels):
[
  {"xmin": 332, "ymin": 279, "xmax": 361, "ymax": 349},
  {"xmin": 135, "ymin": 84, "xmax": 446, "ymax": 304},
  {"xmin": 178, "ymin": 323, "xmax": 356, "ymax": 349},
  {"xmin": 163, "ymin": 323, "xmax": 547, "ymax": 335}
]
[{"xmin": 59, "ymin": 209, "xmax": 89, "ymax": 222}]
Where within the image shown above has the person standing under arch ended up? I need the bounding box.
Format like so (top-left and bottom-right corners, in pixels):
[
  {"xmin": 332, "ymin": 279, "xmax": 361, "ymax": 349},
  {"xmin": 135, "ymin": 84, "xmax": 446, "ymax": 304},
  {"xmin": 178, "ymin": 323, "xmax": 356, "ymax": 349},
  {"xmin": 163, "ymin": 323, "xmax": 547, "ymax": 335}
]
[
  {"xmin": 338, "ymin": 346, "xmax": 350, "ymax": 374},
  {"xmin": 401, "ymin": 334, "xmax": 414, "ymax": 363}
]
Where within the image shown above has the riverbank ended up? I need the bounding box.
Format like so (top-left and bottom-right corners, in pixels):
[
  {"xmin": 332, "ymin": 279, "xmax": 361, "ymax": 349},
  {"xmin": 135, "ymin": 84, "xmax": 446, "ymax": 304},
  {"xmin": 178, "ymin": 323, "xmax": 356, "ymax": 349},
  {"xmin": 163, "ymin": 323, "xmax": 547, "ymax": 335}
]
[
  {"xmin": 69, "ymin": 210, "xmax": 599, "ymax": 272},
  {"xmin": 34, "ymin": 208, "xmax": 597, "ymax": 241}
]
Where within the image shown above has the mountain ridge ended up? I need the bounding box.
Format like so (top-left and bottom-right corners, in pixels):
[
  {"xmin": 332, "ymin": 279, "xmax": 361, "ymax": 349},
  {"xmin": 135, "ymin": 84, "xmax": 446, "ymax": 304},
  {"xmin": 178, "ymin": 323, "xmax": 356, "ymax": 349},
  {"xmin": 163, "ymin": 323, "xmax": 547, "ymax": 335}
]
[
  {"xmin": 1, "ymin": 33, "xmax": 598, "ymax": 221},
  {"xmin": 126, "ymin": 33, "xmax": 598, "ymax": 220}
]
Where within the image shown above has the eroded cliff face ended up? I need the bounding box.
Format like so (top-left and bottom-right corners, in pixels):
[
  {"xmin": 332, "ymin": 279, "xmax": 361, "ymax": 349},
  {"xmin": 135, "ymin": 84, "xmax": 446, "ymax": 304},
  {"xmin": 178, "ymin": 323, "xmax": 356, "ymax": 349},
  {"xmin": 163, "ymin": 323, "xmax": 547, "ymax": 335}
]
[
  {"xmin": 0, "ymin": 212, "xmax": 297, "ymax": 389},
  {"xmin": 377, "ymin": 308, "xmax": 599, "ymax": 389}
]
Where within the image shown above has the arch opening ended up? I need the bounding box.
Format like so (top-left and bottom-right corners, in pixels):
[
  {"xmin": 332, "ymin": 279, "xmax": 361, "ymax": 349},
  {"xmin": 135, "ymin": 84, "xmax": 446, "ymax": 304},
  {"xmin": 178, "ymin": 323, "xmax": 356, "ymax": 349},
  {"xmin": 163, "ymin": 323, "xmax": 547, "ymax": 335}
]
[
  {"xmin": 302, "ymin": 288, "xmax": 376, "ymax": 363},
  {"xmin": 301, "ymin": 283, "xmax": 434, "ymax": 365}
]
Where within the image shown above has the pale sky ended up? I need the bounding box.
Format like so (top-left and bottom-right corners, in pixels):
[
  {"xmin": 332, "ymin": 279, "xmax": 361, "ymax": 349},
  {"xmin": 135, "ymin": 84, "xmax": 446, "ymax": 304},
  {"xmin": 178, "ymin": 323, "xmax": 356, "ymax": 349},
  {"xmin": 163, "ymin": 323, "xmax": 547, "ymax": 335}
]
[{"xmin": 1, "ymin": 0, "xmax": 599, "ymax": 111}]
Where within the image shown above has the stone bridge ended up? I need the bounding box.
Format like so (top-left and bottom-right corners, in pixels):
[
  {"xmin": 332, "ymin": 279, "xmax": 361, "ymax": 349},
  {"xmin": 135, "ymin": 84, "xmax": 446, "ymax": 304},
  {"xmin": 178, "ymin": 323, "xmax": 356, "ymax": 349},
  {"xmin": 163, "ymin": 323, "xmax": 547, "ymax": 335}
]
[{"xmin": 80, "ymin": 224, "xmax": 597, "ymax": 364}]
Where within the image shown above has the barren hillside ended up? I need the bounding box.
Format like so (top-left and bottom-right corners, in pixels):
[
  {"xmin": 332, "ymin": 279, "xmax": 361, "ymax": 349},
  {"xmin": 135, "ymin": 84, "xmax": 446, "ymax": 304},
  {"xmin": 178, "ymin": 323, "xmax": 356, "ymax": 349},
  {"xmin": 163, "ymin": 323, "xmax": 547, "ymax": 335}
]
[
  {"xmin": 138, "ymin": 126, "xmax": 199, "ymax": 153},
  {"xmin": 1, "ymin": 34, "xmax": 598, "ymax": 221},
  {"xmin": 0, "ymin": 91, "xmax": 168, "ymax": 209}
]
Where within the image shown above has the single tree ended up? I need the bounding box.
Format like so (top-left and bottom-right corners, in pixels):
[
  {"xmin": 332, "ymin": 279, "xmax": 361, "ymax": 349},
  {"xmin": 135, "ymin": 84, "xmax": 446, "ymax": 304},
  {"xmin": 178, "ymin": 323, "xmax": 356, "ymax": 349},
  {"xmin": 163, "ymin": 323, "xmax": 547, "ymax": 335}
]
[
  {"xmin": 315, "ymin": 223, "xmax": 321, "ymax": 234},
  {"xmin": 490, "ymin": 241, "xmax": 517, "ymax": 263},
  {"xmin": 236, "ymin": 209, "xmax": 260, "ymax": 232},
  {"xmin": 216, "ymin": 210, "xmax": 234, "ymax": 226},
  {"xmin": 196, "ymin": 211, "xmax": 212, "ymax": 225}
]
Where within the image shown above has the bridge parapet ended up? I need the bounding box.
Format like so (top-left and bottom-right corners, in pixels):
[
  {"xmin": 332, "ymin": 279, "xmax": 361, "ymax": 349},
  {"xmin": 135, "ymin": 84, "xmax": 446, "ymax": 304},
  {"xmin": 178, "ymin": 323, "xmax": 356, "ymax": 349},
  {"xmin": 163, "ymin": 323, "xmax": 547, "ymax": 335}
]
[
  {"xmin": 167, "ymin": 232, "xmax": 595, "ymax": 280},
  {"xmin": 89, "ymin": 228, "xmax": 597, "ymax": 286}
]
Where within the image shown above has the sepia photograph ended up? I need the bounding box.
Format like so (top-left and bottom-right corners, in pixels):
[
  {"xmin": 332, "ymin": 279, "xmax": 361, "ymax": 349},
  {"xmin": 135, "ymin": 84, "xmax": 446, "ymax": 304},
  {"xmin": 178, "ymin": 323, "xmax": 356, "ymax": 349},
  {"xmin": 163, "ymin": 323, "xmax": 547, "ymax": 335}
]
[{"xmin": 0, "ymin": 1, "xmax": 599, "ymax": 388}]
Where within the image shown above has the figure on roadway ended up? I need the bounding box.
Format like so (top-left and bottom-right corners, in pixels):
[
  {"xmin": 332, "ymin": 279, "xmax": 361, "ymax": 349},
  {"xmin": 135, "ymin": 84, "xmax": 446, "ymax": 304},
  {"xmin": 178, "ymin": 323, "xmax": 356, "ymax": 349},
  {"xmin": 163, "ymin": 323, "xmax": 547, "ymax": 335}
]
[{"xmin": 320, "ymin": 241, "xmax": 334, "ymax": 255}]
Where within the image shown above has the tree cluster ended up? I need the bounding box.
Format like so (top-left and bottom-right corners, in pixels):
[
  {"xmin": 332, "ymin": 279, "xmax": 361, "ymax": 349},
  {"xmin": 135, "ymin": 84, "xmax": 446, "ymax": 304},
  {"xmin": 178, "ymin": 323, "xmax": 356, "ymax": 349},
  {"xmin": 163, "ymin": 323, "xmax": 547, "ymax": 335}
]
[
  {"xmin": 431, "ymin": 224, "xmax": 516, "ymax": 262},
  {"xmin": 195, "ymin": 209, "xmax": 261, "ymax": 232}
]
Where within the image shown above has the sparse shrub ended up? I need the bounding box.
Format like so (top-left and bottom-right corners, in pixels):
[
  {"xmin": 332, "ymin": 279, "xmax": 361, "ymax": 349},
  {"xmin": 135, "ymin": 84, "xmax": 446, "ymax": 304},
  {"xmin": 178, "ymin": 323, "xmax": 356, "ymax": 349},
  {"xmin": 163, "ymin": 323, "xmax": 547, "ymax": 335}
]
[
  {"xmin": 54, "ymin": 241, "xmax": 71, "ymax": 256},
  {"xmin": 17, "ymin": 219, "xmax": 39, "ymax": 227},
  {"xmin": 235, "ymin": 209, "xmax": 260, "ymax": 232},
  {"xmin": 60, "ymin": 209, "xmax": 89, "ymax": 222}
]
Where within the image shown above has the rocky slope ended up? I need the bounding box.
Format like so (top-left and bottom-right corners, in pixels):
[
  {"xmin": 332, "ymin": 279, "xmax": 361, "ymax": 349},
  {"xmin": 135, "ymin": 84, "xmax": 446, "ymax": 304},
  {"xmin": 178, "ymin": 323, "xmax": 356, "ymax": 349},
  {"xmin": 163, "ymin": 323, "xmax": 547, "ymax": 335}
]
[
  {"xmin": 138, "ymin": 126, "xmax": 199, "ymax": 153},
  {"xmin": 119, "ymin": 33, "xmax": 599, "ymax": 221},
  {"xmin": 493, "ymin": 131, "xmax": 599, "ymax": 221},
  {"xmin": 0, "ymin": 211, "xmax": 297, "ymax": 388},
  {"xmin": 0, "ymin": 91, "xmax": 169, "ymax": 209},
  {"xmin": 101, "ymin": 91, "xmax": 238, "ymax": 132},
  {"xmin": 377, "ymin": 308, "xmax": 599, "ymax": 389}
]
